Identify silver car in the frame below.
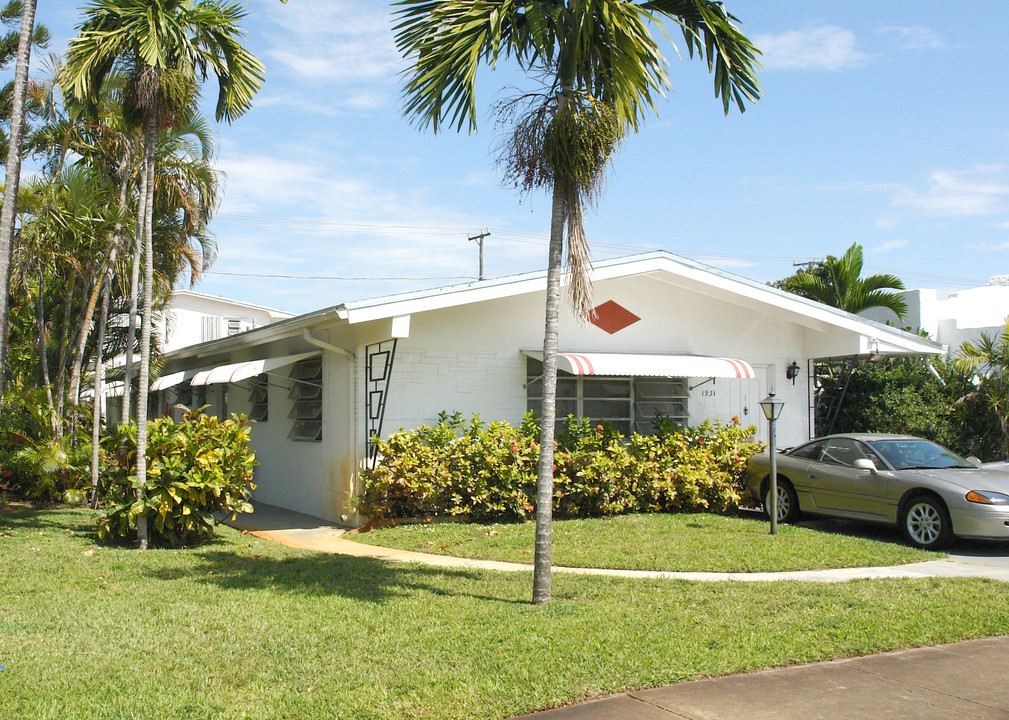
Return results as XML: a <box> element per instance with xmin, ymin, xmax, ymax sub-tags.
<box><xmin>744</xmin><ymin>433</ymin><xmax>1009</xmax><ymax>549</ymax></box>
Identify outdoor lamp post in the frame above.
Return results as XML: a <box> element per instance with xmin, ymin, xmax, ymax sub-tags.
<box><xmin>759</xmin><ymin>393</ymin><xmax>785</xmax><ymax>535</ymax></box>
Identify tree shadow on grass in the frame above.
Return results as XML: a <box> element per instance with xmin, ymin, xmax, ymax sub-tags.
<box><xmin>0</xmin><ymin>504</ymin><xmax>93</xmax><ymax>535</ymax></box>
<box><xmin>146</xmin><ymin>549</ymin><xmax>531</xmax><ymax>607</ymax></box>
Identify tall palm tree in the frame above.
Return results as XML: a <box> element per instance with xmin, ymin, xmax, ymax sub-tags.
<box><xmin>0</xmin><ymin>0</ymin><xmax>44</xmax><ymax>405</ymax></box>
<box><xmin>783</xmin><ymin>242</ymin><xmax>908</xmax><ymax>319</ymax></box>
<box><xmin>62</xmin><ymin>0</ymin><xmax>263</xmax><ymax>548</ymax></box>
<box><xmin>394</xmin><ymin>0</ymin><xmax>760</xmax><ymax>603</ymax></box>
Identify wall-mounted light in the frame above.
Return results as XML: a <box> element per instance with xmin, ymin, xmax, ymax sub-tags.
<box><xmin>785</xmin><ymin>361</ymin><xmax>801</xmax><ymax>385</ymax></box>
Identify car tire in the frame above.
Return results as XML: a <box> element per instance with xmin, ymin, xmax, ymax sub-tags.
<box><xmin>763</xmin><ymin>478</ymin><xmax>800</xmax><ymax>524</ymax></box>
<box><xmin>900</xmin><ymin>494</ymin><xmax>953</xmax><ymax>550</ymax></box>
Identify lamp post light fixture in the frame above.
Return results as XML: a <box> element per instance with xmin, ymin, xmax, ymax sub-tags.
<box><xmin>759</xmin><ymin>393</ymin><xmax>785</xmax><ymax>535</ymax></box>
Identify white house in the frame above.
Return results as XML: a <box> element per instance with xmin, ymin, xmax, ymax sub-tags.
<box><xmin>159</xmin><ymin>289</ymin><xmax>294</xmax><ymax>352</ymax></box>
<box><xmin>98</xmin><ymin>290</ymin><xmax>293</xmax><ymax>423</ymax></box>
<box><xmin>154</xmin><ymin>252</ymin><xmax>942</xmax><ymax>525</ymax></box>
<box><xmin>861</xmin><ymin>275</ymin><xmax>1009</xmax><ymax>353</ymax></box>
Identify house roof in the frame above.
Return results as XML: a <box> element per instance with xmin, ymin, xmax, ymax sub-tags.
<box><xmin>165</xmin><ymin>251</ymin><xmax>943</xmax><ymax>361</ymax></box>
<box><xmin>171</xmin><ymin>289</ymin><xmax>295</xmax><ymax>318</ymax></box>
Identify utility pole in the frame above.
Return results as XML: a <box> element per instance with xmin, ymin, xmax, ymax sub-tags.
<box><xmin>469</xmin><ymin>231</ymin><xmax>490</xmax><ymax>280</ymax></box>
<box><xmin>792</xmin><ymin>259</ymin><xmax>820</xmax><ymax>270</ymax></box>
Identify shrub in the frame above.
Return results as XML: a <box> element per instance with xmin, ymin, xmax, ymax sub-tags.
<box><xmin>98</xmin><ymin>409</ymin><xmax>257</xmax><ymax>547</ymax></box>
<box><xmin>359</xmin><ymin>413</ymin><xmax>763</xmax><ymax>521</ymax></box>
<box><xmin>0</xmin><ymin>389</ymin><xmax>91</xmax><ymax>504</ymax></box>
<box><xmin>360</xmin><ymin>412</ymin><xmax>537</xmax><ymax>521</ymax></box>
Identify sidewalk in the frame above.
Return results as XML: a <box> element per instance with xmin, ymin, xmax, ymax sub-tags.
<box><xmin>511</xmin><ymin>636</ymin><xmax>1009</xmax><ymax>719</ymax></box>
<box><xmin>228</xmin><ymin>503</ymin><xmax>1009</xmax><ymax>583</ymax></box>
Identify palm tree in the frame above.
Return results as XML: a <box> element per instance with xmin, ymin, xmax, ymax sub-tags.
<box><xmin>781</xmin><ymin>242</ymin><xmax>908</xmax><ymax>319</ymax></box>
<box><xmin>0</xmin><ymin>0</ymin><xmax>46</xmax><ymax>405</ymax></box>
<box><xmin>394</xmin><ymin>0</ymin><xmax>761</xmax><ymax>603</ymax></box>
<box><xmin>958</xmin><ymin>325</ymin><xmax>1009</xmax><ymax>458</ymax></box>
<box><xmin>62</xmin><ymin>0</ymin><xmax>263</xmax><ymax>548</ymax></box>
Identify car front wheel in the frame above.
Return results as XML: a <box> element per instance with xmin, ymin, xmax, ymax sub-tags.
<box><xmin>901</xmin><ymin>495</ymin><xmax>953</xmax><ymax>550</ymax></box>
<box><xmin>763</xmin><ymin>478</ymin><xmax>800</xmax><ymax>524</ymax></box>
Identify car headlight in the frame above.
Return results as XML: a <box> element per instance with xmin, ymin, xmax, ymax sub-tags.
<box><xmin>965</xmin><ymin>490</ymin><xmax>1009</xmax><ymax>505</ymax></box>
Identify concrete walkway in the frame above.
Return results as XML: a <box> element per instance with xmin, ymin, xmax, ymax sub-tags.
<box><xmin>228</xmin><ymin>503</ymin><xmax>1009</xmax><ymax>583</ymax></box>
<box><xmin>511</xmin><ymin>636</ymin><xmax>1009</xmax><ymax>719</ymax></box>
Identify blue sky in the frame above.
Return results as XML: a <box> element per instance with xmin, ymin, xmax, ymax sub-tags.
<box><xmin>36</xmin><ymin>0</ymin><xmax>1009</xmax><ymax>314</ymax></box>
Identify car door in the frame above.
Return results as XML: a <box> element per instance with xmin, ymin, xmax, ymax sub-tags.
<box><xmin>806</xmin><ymin>438</ymin><xmax>890</xmax><ymax>518</ymax></box>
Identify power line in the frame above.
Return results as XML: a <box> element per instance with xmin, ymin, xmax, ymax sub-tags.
<box><xmin>207</xmin><ymin>212</ymin><xmax>986</xmax><ymax>288</ymax></box>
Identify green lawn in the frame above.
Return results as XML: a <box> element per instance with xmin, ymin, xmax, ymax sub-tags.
<box><xmin>3</xmin><ymin>506</ymin><xmax>1007</xmax><ymax>720</ymax></box>
<box><xmin>351</xmin><ymin>512</ymin><xmax>936</xmax><ymax>572</ymax></box>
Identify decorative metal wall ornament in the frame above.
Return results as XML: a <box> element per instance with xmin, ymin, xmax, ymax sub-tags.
<box><xmin>365</xmin><ymin>339</ymin><xmax>398</xmax><ymax>464</ymax></box>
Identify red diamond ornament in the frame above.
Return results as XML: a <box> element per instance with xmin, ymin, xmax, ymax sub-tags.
<box><xmin>590</xmin><ymin>300</ymin><xmax>640</xmax><ymax>335</ymax></box>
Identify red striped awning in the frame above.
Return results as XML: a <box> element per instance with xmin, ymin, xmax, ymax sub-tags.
<box><xmin>523</xmin><ymin>351</ymin><xmax>755</xmax><ymax>378</ymax></box>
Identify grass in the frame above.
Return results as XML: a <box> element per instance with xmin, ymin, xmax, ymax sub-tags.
<box><xmin>351</xmin><ymin>512</ymin><xmax>937</xmax><ymax>572</ymax></box>
<box><xmin>3</xmin><ymin>506</ymin><xmax>1007</xmax><ymax>720</ymax></box>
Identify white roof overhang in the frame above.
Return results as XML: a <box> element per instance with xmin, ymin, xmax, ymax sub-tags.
<box><xmin>523</xmin><ymin>351</ymin><xmax>756</xmax><ymax>378</ymax></box>
<box><xmin>189</xmin><ymin>351</ymin><xmax>320</xmax><ymax>386</ymax></box>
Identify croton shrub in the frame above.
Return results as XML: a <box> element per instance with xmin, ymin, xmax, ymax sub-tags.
<box><xmin>359</xmin><ymin>412</ymin><xmax>763</xmax><ymax>520</ymax></box>
<box><xmin>98</xmin><ymin>409</ymin><xmax>257</xmax><ymax>547</ymax></box>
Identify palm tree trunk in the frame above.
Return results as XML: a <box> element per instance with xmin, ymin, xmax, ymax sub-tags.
<box><xmin>68</xmin><ymin>267</ymin><xmax>105</xmax><ymax>406</ymax></box>
<box><xmin>135</xmin><ymin>108</ymin><xmax>157</xmax><ymax>549</ymax></box>
<box><xmin>0</xmin><ymin>0</ymin><xmax>37</xmax><ymax>407</ymax></box>
<box><xmin>90</xmin><ymin>271</ymin><xmax>111</xmax><ymax>508</ymax></box>
<box><xmin>533</xmin><ymin>173</ymin><xmax>567</xmax><ymax>606</ymax></box>
<box><xmin>35</xmin><ymin>267</ymin><xmax>54</xmax><ymax>414</ymax></box>
<box><xmin>69</xmin><ymin>176</ymin><xmax>130</xmax><ymax>406</ymax></box>
<box><xmin>53</xmin><ymin>268</ymin><xmax>78</xmax><ymax>432</ymax></box>
<box><xmin>122</xmin><ymin>172</ymin><xmax>147</xmax><ymax>422</ymax></box>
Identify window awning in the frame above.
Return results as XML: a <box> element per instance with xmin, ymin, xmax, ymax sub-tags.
<box><xmin>190</xmin><ymin>351</ymin><xmax>321</xmax><ymax>386</ymax></box>
<box><xmin>150</xmin><ymin>370</ymin><xmax>202</xmax><ymax>392</ymax></box>
<box><xmin>523</xmin><ymin>351</ymin><xmax>755</xmax><ymax>379</ymax></box>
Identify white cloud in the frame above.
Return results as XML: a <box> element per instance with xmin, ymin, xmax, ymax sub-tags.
<box><xmin>891</xmin><ymin>166</ymin><xmax>1009</xmax><ymax>217</ymax></box>
<box><xmin>260</xmin><ymin>0</ymin><xmax>401</xmax><ymax>84</ymax></box>
<box><xmin>876</xmin><ymin>25</ymin><xmax>947</xmax><ymax>51</ymax></box>
<box><xmin>870</xmin><ymin>239</ymin><xmax>909</xmax><ymax>253</ymax></box>
<box><xmin>753</xmin><ymin>25</ymin><xmax>869</xmax><ymax>71</ymax></box>
<box><xmin>967</xmin><ymin>241</ymin><xmax>1009</xmax><ymax>251</ymax></box>
<box><xmin>458</xmin><ymin>171</ymin><xmax>495</xmax><ymax>188</ymax></box>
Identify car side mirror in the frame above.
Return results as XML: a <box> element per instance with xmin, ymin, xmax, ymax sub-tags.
<box><xmin>966</xmin><ymin>455</ymin><xmax>982</xmax><ymax>469</ymax></box>
<box><xmin>853</xmin><ymin>458</ymin><xmax>877</xmax><ymax>474</ymax></box>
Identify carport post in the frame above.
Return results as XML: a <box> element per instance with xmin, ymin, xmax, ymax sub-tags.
<box><xmin>760</xmin><ymin>394</ymin><xmax>785</xmax><ymax>536</ymax></box>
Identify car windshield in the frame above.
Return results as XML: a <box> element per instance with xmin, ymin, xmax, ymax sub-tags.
<box><xmin>866</xmin><ymin>439</ymin><xmax>973</xmax><ymax>470</ymax></box>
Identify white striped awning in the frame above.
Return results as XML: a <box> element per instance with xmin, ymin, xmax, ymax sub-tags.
<box><xmin>523</xmin><ymin>351</ymin><xmax>755</xmax><ymax>379</ymax></box>
<box><xmin>190</xmin><ymin>351</ymin><xmax>320</xmax><ymax>386</ymax></box>
<box><xmin>150</xmin><ymin>369</ymin><xmax>202</xmax><ymax>392</ymax></box>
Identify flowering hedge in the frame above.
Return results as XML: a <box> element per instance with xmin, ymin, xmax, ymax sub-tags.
<box><xmin>358</xmin><ymin>412</ymin><xmax>763</xmax><ymax>520</ymax></box>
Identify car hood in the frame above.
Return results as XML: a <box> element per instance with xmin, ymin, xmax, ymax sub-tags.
<box><xmin>902</xmin><ymin>466</ymin><xmax>1009</xmax><ymax>493</ymax></box>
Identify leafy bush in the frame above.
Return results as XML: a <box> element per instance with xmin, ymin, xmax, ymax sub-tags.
<box><xmin>360</xmin><ymin>412</ymin><xmax>537</xmax><ymax>521</ymax></box>
<box><xmin>359</xmin><ymin>413</ymin><xmax>763</xmax><ymax>521</ymax></box>
<box><xmin>0</xmin><ymin>388</ymin><xmax>91</xmax><ymax>504</ymax></box>
<box><xmin>98</xmin><ymin>409</ymin><xmax>257</xmax><ymax>547</ymax></box>
<box><xmin>820</xmin><ymin>357</ymin><xmax>1003</xmax><ymax>460</ymax></box>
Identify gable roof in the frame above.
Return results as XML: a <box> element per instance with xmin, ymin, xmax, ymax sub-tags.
<box><xmin>167</xmin><ymin>251</ymin><xmax>942</xmax><ymax>360</ymax></box>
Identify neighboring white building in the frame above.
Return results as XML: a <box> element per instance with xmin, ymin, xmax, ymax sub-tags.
<box><xmin>159</xmin><ymin>290</ymin><xmax>294</xmax><ymax>352</ymax></box>
<box><xmin>98</xmin><ymin>291</ymin><xmax>293</xmax><ymax>423</ymax></box>
<box><xmin>861</xmin><ymin>276</ymin><xmax>1009</xmax><ymax>353</ymax></box>
<box><xmin>154</xmin><ymin>252</ymin><xmax>942</xmax><ymax>525</ymax></box>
